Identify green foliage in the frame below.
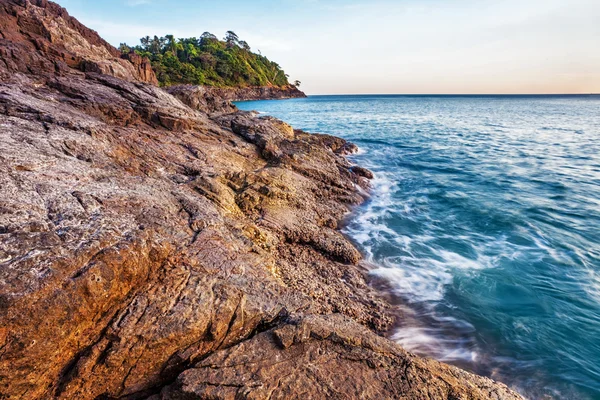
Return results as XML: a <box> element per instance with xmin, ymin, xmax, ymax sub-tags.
<box><xmin>123</xmin><ymin>32</ymin><xmax>292</xmax><ymax>88</ymax></box>
<box><xmin>118</xmin><ymin>43</ymin><xmax>131</xmax><ymax>54</ymax></box>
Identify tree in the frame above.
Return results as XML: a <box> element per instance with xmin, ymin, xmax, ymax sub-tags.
<box><xmin>183</xmin><ymin>43</ymin><xmax>198</xmax><ymax>62</ymax></box>
<box><xmin>293</xmin><ymin>80</ymin><xmax>301</xmax><ymax>88</ymax></box>
<box><xmin>200</xmin><ymin>32</ymin><xmax>219</xmax><ymax>49</ymax></box>
<box><xmin>123</xmin><ymin>32</ymin><xmax>292</xmax><ymax>88</ymax></box>
<box><xmin>224</xmin><ymin>31</ymin><xmax>239</xmax><ymax>48</ymax></box>
<box><xmin>239</xmin><ymin>40</ymin><xmax>251</xmax><ymax>51</ymax></box>
<box><xmin>164</xmin><ymin>34</ymin><xmax>177</xmax><ymax>56</ymax></box>
<box><xmin>140</xmin><ymin>36</ymin><xmax>151</xmax><ymax>51</ymax></box>
<box><xmin>118</xmin><ymin>43</ymin><xmax>131</xmax><ymax>54</ymax></box>
<box><xmin>201</xmin><ymin>32</ymin><xmax>217</xmax><ymax>41</ymax></box>
<box><xmin>149</xmin><ymin>35</ymin><xmax>163</xmax><ymax>54</ymax></box>
<box><xmin>199</xmin><ymin>53</ymin><xmax>217</xmax><ymax>69</ymax></box>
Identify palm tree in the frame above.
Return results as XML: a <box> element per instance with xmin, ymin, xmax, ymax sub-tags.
<box><xmin>164</xmin><ymin>34</ymin><xmax>177</xmax><ymax>56</ymax></box>
<box><xmin>140</xmin><ymin>36</ymin><xmax>151</xmax><ymax>51</ymax></box>
<box><xmin>149</xmin><ymin>35</ymin><xmax>162</xmax><ymax>54</ymax></box>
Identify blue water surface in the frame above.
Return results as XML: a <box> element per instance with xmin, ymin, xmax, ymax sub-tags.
<box><xmin>236</xmin><ymin>95</ymin><xmax>600</xmax><ymax>399</ymax></box>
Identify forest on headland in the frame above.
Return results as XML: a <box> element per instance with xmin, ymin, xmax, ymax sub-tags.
<box><xmin>120</xmin><ymin>32</ymin><xmax>300</xmax><ymax>88</ymax></box>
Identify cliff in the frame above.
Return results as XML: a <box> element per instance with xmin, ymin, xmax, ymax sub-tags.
<box><xmin>0</xmin><ymin>0</ymin><xmax>157</xmax><ymax>84</ymax></box>
<box><xmin>0</xmin><ymin>1</ymin><xmax>523</xmax><ymax>399</ymax></box>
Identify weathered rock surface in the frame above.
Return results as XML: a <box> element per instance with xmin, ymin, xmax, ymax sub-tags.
<box><xmin>0</xmin><ymin>1</ymin><xmax>523</xmax><ymax>399</ymax></box>
<box><xmin>157</xmin><ymin>315</ymin><xmax>522</xmax><ymax>400</ymax></box>
<box><xmin>194</xmin><ymin>84</ymin><xmax>307</xmax><ymax>102</ymax></box>
<box><xmin>166</xmin><ymin>85</ymin><xmax>238</xmax><ymax>115</ymax></box>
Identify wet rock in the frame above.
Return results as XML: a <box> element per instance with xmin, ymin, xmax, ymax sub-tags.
<box><xmin>351</xmin><ymin>165</ymin><xmax>374</xmax><ymax>179</ymax></box>
<box><xmin>336</xmin><ymin>141</ymin><xmax>360</xmax><ymax>155</ymax></box>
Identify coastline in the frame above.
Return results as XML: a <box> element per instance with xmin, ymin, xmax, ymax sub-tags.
<box><xmin>0</xmin><ymin>1</ymin><xmax>524</xmax><ymax>398</ymax></box>
<box><xmin>237</xmin><ymin>98</ymin><xmax>533</xmax><ymax>398</ymax></box>
<box><xmin>238</xmin><ymin>93</ymin><xmax>600</xmax><ymax>399</ymax></box>
<box><xmin>201</xmin><ymin>84</ymin><xmax>307</xmax><ymax>101</ymax></box>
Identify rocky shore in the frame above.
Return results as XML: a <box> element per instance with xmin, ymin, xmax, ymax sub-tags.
<box><xmin>164</xmin><ymin>85</ymin><xmax>306</xmax><ymax>116</ymax></box>
<box><xmin>195</xmin><ymin>84</ymin><xmax>307</xmax><ymax>102</ymax></box>
<box><xmin>0</xmin><ymin>1</ymin><xmax>523</xmax><ymax>399</ymax></box>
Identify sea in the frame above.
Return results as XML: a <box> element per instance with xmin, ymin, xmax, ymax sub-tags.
<box><xmin>236</xmin><ymin>95</ymin><xmax>600</xmax><ymax>400</ymax></box>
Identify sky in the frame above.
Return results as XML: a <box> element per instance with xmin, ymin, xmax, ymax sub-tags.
<box><xmin>55</xmin><ymin>0</ymin><xmax>600</xmax><ymax>95</ymax></box>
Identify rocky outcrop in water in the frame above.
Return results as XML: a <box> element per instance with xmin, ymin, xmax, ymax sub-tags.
<box><xmin>167</xmin><ymin>84</ymin><xmax>306</xmax><ymax>115</ymax></box>
<box><xmin>185</xmin><ymin>84</ymin><xmax>307</xmax><ymax>102</ymax></box>
<box><xmin>0</xmin><ymin>1</ymin><xmax>523</xmax><ymax>399</ymax></box>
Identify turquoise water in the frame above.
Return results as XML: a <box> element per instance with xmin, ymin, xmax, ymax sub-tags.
<box><xmin>236</xmin><ymin>95</ymin><xmax>600</xmax><ymax>399</ymax></box>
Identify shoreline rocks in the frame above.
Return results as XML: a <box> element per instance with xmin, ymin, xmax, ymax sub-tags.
<box><xmin>0</xmin><ymin>1</ymin><xmax>523</xmax><ymax>399</ymax></box>
<box><xmin>167</xmin><ymin>84</ymin><xmax>306</xmax><ymax>115</ymax></box>
<box><xmin>188</xmin><ymin>84</ymin><xmax>307</xmax><ymax>102</ymax></box>
<box><xmin>156</xmin><ymin>314</ymin><xmax>523</xmax><ymax>400</ymax></box>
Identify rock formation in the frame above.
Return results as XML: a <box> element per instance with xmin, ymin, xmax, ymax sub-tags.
<box><xmin>166</xmin><ymin>85</ymin><xmax>306</xmax><ymax>116</ymax></box>
<box><xmin>194</xmin><ymin>84</ymin><xmax>307</xmax><ymax>102</ymax></box>
<box><xmin>0</xmin><ymin>1</ymin><xmax>523</xmax><ymax>399</ymax></box>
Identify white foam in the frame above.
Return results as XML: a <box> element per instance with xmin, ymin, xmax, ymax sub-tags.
<box><xmin>354</xmin><ymin>146</ymin><xmax>366</xmax><ymax>155</ymax></box>
<box><xmin>392</xmin><ymin>326</ymin><xmax>479</xmax><ymax>363</ymax></box>
<box><xmin>344</xmin><ymin>171</ymin><xmax>399</xmax><ymax>253</ymax></box>
<box><xmin>341</xmin><ymin>165</ymin><xmax>511</xmax><ymax>365</ymax></box>
<box><xmin>436</xmin><ymin>249</ymin><xmax>489</xmax><ymax>270</ymax></box>
<box><xmin>370</xmin><ymin>265</ymin><xmax>451</xmax><ymax>302</ymax></box>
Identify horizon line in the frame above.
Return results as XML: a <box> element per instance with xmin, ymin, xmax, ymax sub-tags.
<box><xmin>303</xmin><ymin>93</ymin><xmax>600</xmax><ymax>96</ymax></box>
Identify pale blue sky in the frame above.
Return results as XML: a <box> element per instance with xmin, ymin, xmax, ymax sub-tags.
<box><xmin>56</xmin><ymin>0</ymin><xmax>600</xmax><ymax>94</ymax></box>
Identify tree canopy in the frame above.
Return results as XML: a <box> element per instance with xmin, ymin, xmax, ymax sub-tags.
<box><xmin>121</xmin><ymin>32</ymin><xmax>293</xmax><ymax>88</ymax></box>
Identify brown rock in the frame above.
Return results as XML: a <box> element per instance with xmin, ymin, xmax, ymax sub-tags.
<box><xmin>351</xmin><ymin>165</ymin><xmax>375</xmax><ymax>179</ymax></box>
<box><xmin>166</xmin><ymin>84</ymin><xmax>306</xmax><ymax>116</ymax></box>
<box><xmin>167</xmin><ymin>84</ymin><xmax>238</xmax><ymax>115</ymax></box>
<box><xmin>122</xmin><ymin>50</ymin><xmax>159</xmax><ymax>86</ymax></box>
<box><xmin>158</xmin><ymin>315</ymin><xmax>521</xmax><ymax>400</ymax></box>
<box><xmin>0</xmin><ymin>0</ymin><xmax>157</xmax><ymax>84</ymax></box>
